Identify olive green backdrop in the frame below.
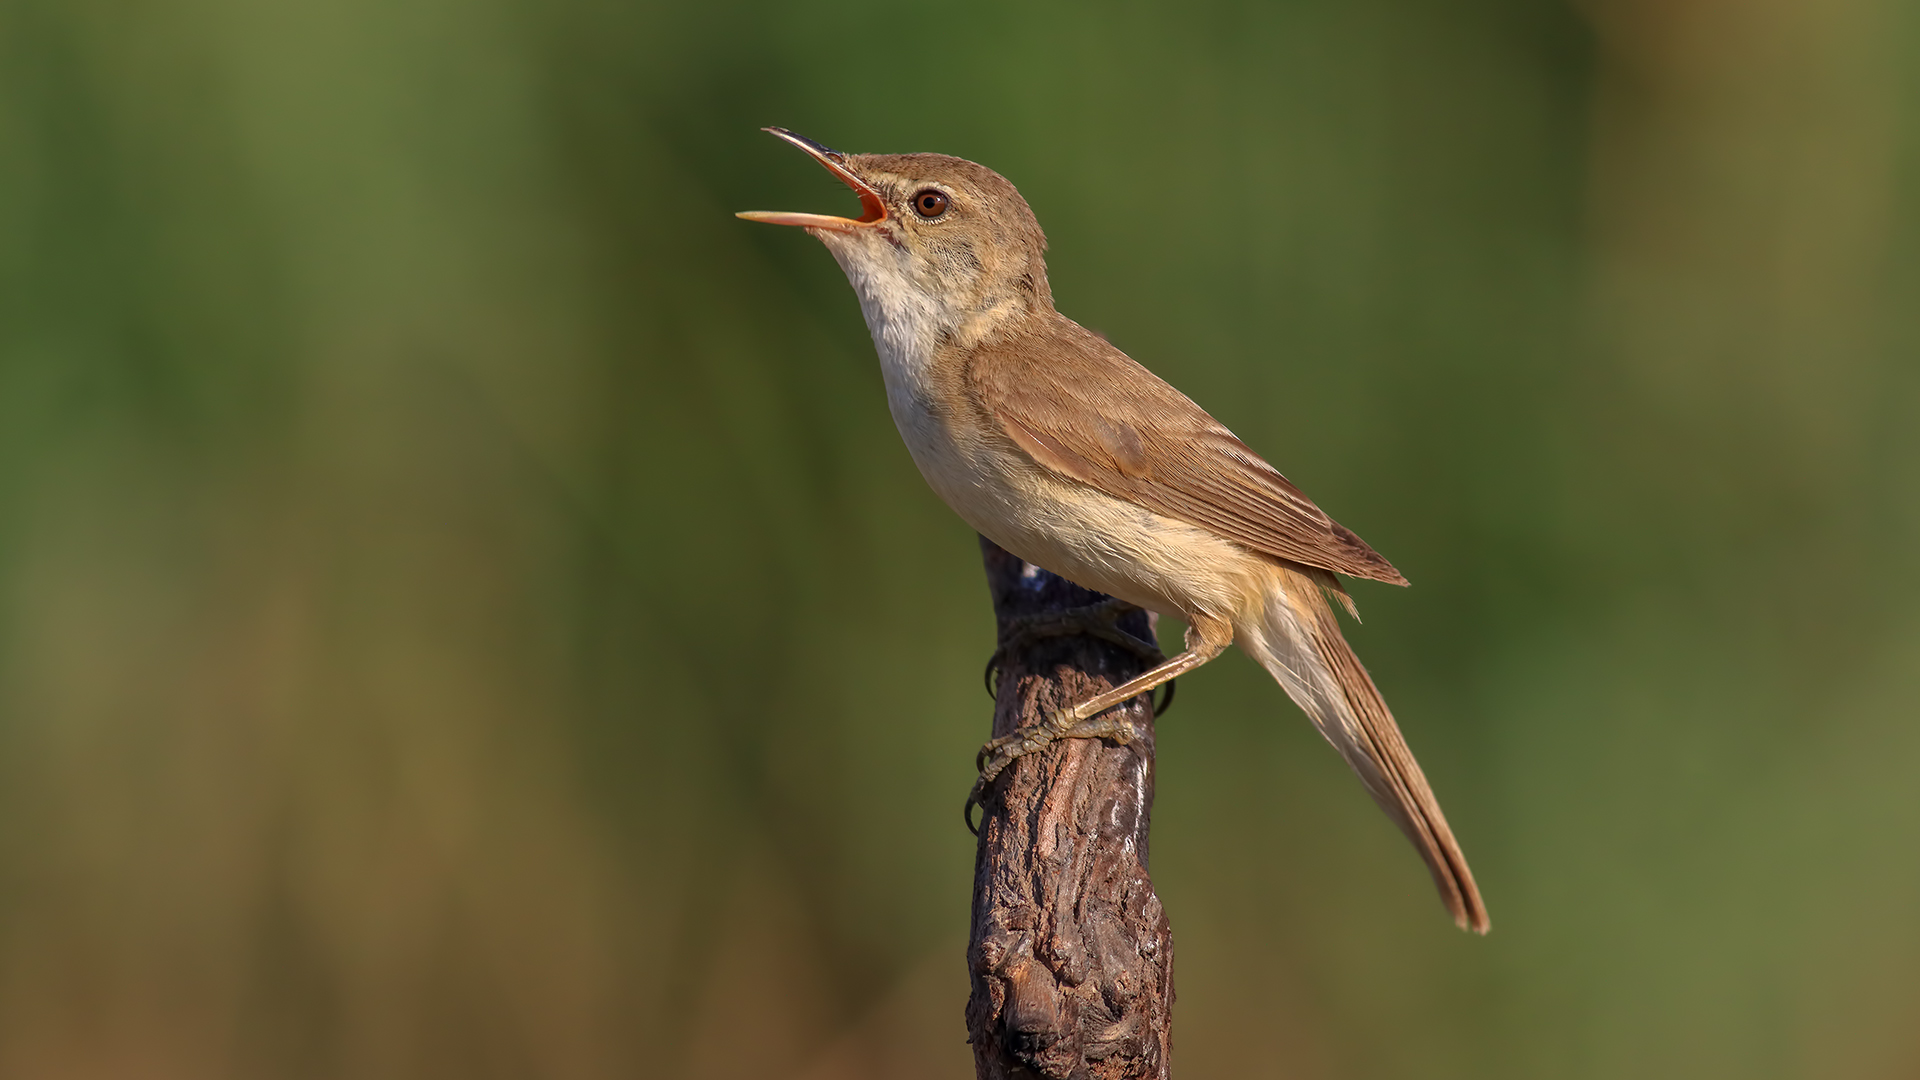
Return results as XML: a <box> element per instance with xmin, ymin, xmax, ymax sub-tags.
<box><xmin>3</xmin><ymin>0</ymin><xmax>1917</xmax><ymax>1076</ymax></box>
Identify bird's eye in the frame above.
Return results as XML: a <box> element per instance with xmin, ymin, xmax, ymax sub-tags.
<box><xmin>912</xmin><ymin>189</ymin><xmax>950</xmax><ymax>218</ymax></box>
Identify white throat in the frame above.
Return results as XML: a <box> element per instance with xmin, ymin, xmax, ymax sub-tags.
<box><xmin>823</xmin><ymin>236</ymin><xmax>948</xmax><ymax>421</ymax></box>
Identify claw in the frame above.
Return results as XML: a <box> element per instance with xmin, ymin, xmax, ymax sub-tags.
<box><xmin>969</xmin><ymin>599</ymin><xmax>1170</xmax><ymax>834</ymax></box>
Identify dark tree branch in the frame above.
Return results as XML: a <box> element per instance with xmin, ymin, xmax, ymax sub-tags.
<box><xmin>967</xmin><ymin>537</ymin><xmax>1174</xmax><ymax>1080</ymax></box>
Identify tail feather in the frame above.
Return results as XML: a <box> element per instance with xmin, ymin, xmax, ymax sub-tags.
<box><xmin>1241</xmin><ymin>565</ymin><xmax>1490</xmax><ymax>933</ymax></box>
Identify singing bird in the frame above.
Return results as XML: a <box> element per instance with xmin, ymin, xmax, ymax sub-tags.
<box><xmin>739</xmin><ymin>128</ymin><xmax>1487</xmax><ymax>933</ymax></box>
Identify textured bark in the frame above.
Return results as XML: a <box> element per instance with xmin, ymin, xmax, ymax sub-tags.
<box><xmin>968</xmin><ymin>538</ymin><xmax>1174</xmax><ymax>1080</ymax></box>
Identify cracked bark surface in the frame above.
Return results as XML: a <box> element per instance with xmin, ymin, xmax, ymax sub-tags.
<box><xmin>968</xmin><ymin>537</ymin><xmax>1174</xmax><ymax>1080</ymax></box>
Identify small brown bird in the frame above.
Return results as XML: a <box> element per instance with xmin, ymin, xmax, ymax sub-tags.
<box><xmin>740</xmin><ymin>128</ymin><xmax>1488</xmax><ymax>933</ymax></box>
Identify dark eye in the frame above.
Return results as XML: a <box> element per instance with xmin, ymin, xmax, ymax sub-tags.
<box><xmin>912</xmin><ymin>189</ymin><xmax>950</xmax><ymax>218</ymax></box>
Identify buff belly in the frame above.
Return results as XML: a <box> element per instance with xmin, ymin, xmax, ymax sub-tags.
<box><xmin>919</xmin><ymin>433</ymin><xmax>1275</xmax><ymax>629</ymax></box>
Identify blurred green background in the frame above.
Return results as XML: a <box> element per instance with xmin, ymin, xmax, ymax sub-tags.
<box><xmin>3</xmin><ymin>0</ymin><xmax>1917</xmax><ymax>1075</ymax></box>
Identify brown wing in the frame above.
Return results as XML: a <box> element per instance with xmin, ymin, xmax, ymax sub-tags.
<box><xmin>968</xmin><ymin>314</ymin><xmax>1408</xmax><ymax>585</ymax></box>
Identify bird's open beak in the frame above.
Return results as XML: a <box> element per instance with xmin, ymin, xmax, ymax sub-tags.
<box><xmin>736</xmin><ymin>128</ymin><xmax>887</xmax><ymax>232</ymax></box>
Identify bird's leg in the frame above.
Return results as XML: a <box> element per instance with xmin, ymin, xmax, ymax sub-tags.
<box><xmin>977</xmin><ymin>626</ymin><xmax>1224</xmax><ymax>778</ymax></box>
<box><xmin>969</xmin><ymin>616</ymin><xmax>1232</xmax><ymax>829</ymax></box>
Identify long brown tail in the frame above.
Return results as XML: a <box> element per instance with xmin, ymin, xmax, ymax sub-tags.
<box><xmin>1237</xmin><ymin>565</ymin><xmax>1490</xmax><ymax>933</ymax></box>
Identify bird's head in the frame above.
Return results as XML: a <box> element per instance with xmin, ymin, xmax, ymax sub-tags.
<box><xmin>738</xmin><ymin>128</ymin><xmax>1053</xmax><ymax>343</ymax></box>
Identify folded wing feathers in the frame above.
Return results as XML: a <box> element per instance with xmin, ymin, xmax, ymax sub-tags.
<box><xmin>971</xmin><ymin>319</ymin><xmax>1409</xmax><ymax>586</ymax></box>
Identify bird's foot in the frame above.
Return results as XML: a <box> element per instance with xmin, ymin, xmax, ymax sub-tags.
<box><xmin>964</xmin><ymin>706</ymin><xmax>1144</xmax><ymax>834</ymax></box>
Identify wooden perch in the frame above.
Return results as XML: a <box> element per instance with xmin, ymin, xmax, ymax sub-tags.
<box><xmin>967</xmin><ymin>537</ymin><xmax>1174</xmax><ymax>1080</ymax></box>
